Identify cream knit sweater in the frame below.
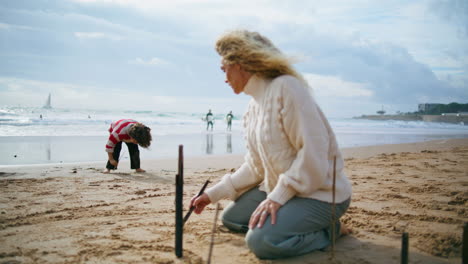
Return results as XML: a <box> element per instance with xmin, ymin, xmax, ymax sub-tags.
<box><xmin>206</xmin><ymin>75</ymin><xmax>352</xmax><ymax>205</ymax></box>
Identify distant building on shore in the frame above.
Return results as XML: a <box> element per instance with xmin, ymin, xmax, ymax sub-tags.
<box><xmin>418</xmin><ymin>103</ymin><xmax>442</xmax><ymax>113</ymax></box>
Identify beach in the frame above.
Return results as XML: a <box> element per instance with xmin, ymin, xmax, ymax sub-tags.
<box><xmin>0</xmin><ymin>138</ymin><xmax>467</xmax><ymax>263</ymax></box>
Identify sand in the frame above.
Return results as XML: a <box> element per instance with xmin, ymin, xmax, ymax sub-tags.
<box><xmin>0</xmin><ymin>138</ymin><xmax>467</xmax><ymax>264</ymax></box>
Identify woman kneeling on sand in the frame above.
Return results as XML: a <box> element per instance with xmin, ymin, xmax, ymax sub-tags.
<box><xmin>189</xmin><ymin>29</ymin><xmax>352</xmax><ymax>259</ymax></box>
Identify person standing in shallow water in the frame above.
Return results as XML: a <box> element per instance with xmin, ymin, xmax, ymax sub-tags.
<box><xmin>103</xmin><ymin>119</ymin><xmax>152</xmax><ymax>174</ymax></box>
<box><xmin>206</xmin><ymin>109</ymin><xmax>214</xmax><ymax>131</ymax></box>
<box><xmin>226</xmin><ymin>111</ymin><xmax>234</xmax><ymax>131</ymax></box>
<box><xmin>189</xmin><ymin>29</ymin><xmax>352</xmax><ymax>260</ymax></box>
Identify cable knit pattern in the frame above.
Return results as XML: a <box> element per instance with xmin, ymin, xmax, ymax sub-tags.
<box><xmin>205</xmin><ymin>75</ymin><xmax>352</xmax><ymax>205</ymax></box>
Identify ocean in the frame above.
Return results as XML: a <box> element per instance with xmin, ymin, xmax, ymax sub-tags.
<box><xmin>1</xmin><ymin>106</ymin><xmax>468</xmax><ymax>166</ymax></box>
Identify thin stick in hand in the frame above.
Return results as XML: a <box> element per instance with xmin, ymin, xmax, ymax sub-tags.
<box><xmin>183</xmin><ymin>179</ymin><xmax>210</xmax><ymax>225</ymax></box>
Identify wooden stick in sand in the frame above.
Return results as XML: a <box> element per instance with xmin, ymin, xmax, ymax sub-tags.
<box><xmin>463</xmin><ymin>222</ymin><xmax>467</xmax><ymax>264</ymax></box>
<box><xmin>401</xmin><ymin>232</ymin><xmax>409</xmax><ymax>264</ymax></box>
<box><xmin>175</xmin><ymin>145</ymin><xmax>184</xmax><ymax>258</ymax></box>
<box><xmin>207</xmin><ymin>203</ymin><xmax>221</xmax><ymax>264</ymax></box>
<box><xmin>330</xmin><ymin>156</ymin><xmax>337</xmax><ymax>260</ymax></box>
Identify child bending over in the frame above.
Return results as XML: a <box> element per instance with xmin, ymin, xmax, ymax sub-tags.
<box><xmin>104</xmin><ymin>119</ymin><xmax>152</xmax><ymax>173</ymax></box>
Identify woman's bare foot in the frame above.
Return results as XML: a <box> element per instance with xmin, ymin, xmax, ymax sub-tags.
<box><xmin>340</xmin><ymin>223</ymin><xmax>352</xmax><ymax>236</ymax></box>
<box><xmin>135</xmin><ymin>168</ymin><xmax>146</xmax><ymax>173</ymax></box>
<box><xmin>103</xmin><ymin>169</ymin><xmax>111</xmax><ymax>174</ymax></box>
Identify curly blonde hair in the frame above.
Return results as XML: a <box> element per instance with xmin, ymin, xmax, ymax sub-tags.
<box><xmin>215</xmin><ymin>29</ymin><xmax>303</xmax><ymax>81</ymax></box>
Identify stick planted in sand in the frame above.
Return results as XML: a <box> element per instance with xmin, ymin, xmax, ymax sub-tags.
<box><xmin>401</xmin><ymin>232</ymin><xmax>409</xmax><ymax>264</ymax></box>
<box><xmin>463</xmin><ymin>222</ymin><xmax>467</xmax><ymax>264</ymax></box>
<box><xmin>207</xmin><ymin>203</ymin><xmax>221</xmax><ymax>264</ymax></box>
<box><xmin>175</xmin><ymin>145</ymin><xmax>184</xmax><ymax>258</ymax></box>
<box><xmin>330</xmin><ymin>156</ymin><xmax>337</xmax><ymax>260</ymax></box>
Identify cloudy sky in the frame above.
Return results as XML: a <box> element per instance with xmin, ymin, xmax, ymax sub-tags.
<box><xmin>0</xmin><ymin>0</ymin><xmax>467</xmax><ymax>117</ymax></box>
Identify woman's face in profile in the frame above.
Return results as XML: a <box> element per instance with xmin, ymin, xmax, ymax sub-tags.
<box><xmin>221</xmin><ymin>60</ymin><xmax>246</xmax><ymax>95</ymax></box>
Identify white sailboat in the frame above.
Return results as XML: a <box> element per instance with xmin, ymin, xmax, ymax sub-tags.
<box><xmin>43</xmin><ymin>93</ymin><xmax>52</xmax><ymax>109</ymax></box>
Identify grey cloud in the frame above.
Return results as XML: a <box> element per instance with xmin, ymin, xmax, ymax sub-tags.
<box><xmin>283</xmin><ymin>29</ymin><xmax>467</xmax><ymax>105</ymax></box>
<box><xmin>1</xmin><ymin>0</ymin><xmax>466</xmax><ymax>112</ymax></box>
<box><xmin>430</xmin><ymin>0</ymin><xmax>468</xmax><ymax>38</ymax></box>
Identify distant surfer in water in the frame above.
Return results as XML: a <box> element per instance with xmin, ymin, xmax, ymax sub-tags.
<box><xmin>103</xmin><ymin>119</ymin><xmax>152</xmax><ymax>174</ymax></box>
<box><xmin>226</xmin><ymin>111</ymin><xmax>234</xmax><ymax>131</ymax></box>
<box><xmin>206</xmin><ymin>109</ymin><xmax>214</xmax><ymax>131</ymax></box>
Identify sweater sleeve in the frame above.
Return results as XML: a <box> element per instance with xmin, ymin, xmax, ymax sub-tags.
<box><xmin>267</xmin><ymin>77</ymin><xmax>330</xmax><ymax>205</ymax></box>
<box><xmin>205</xmin><ymin>152</ymin><xmax>263</xmax><ymax>203</ymax></box>
<box><xmin>105</xmin><ymin>132</ymin><xmax>120</xmax><ymax>153</ymax></box>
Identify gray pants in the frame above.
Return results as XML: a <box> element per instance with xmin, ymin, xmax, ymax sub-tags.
<box><xmin>221</xmin><ymin>187</ymin><xmax>350</xmax><ymax>259</ymax></box>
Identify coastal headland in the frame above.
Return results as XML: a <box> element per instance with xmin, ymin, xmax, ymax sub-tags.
<box><xmin>355</xmin><ymin>114</ymin><xmax>468</xmax><ymax>124</ymax></box>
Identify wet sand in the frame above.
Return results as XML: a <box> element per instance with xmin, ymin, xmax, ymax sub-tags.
<box><xmin>0</xmin><ymin>138</ymin><xmax>467</xmax><ymax>263</ymax></box>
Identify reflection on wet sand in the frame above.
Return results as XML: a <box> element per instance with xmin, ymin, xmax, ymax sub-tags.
<box><xmin>205</xmin><ymin>133</ymin><xmax>213</xmax><ymax>154</ymax></box>
<box><xmin>46</xmin><ymin>138</ymin><xmax>51</xmax><ymax>161</ymax></box>
<box><xmin>226</xmin><ymin>133</ymin><xmax>232</xmax><ymax>153</ymax></box>
<box><xmin>204</xmin><ymin>133</ymin><xmax>233</xmax><ymax>155</ymax></box>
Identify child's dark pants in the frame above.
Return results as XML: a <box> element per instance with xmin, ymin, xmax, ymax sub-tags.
<box><xmin>106</xmin><ymin>142</ymin><xmax>140</xmax><ymax>170</ymax></box>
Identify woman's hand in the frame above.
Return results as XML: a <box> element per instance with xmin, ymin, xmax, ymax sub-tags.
<box><xmin>249</xmin><ymin>199</ymin><xmax>282</xmax><ymax>229</ymax></box>
<box><xmin>189</xmin><ymin>193</ymin><xmax>211</xmax><ymax>214</ymax></box>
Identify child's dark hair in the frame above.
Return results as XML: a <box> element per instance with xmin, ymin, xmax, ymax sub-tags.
<box><xmin>129</xmin><ymin>123</ymin><xmax>152</xmax><ymax>148</ymax></box>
